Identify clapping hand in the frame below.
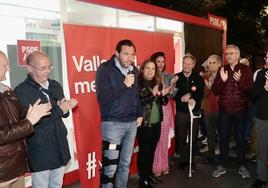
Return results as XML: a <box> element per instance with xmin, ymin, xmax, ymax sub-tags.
<box><xmin>204</xmin><ymin>78</ymin><xmax>213</xmax><ymax>89</ymax></box>
<box><xmin>233</xmin><ymin>70</ymin><xmax>241</xmax><ymax>82</ymax></box>
<box><xmin>220</xmin><ymin>67</ymin><xmax>228</xmax><ymax>82</ymax></box>
<box><xmin>170</xmin><ymin>76</ymin><xmax>179</xmax><ymax>86</ymax></box>
<box><xmin>58</xmin><ymin>98</ymin><xmax>78</xmax><ymax>114</ymax></box>
<box><xmin>152</xmin><ymin>85</ymin><xmax>159</xmax><ymax>96</ymax></box>
<box><xmin>161</xmin><ymin>86</ymin><xmax>171</xmax><ymax>96</ymax></box>
<box><xmin>26</xmin><ymin>99</ymin><xmax>52</xmax><ymax>125</ymax></box>
<box><xmin>168</xmin><ymin>76</ymin><xmax>179</xmax><ymax>94</ymax></box>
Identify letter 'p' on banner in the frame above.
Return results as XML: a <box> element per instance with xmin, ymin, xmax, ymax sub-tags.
<box><xmin>17</xmin><ymin>40</ymin><xmax>40</xmax><ymax>66</ymax></box>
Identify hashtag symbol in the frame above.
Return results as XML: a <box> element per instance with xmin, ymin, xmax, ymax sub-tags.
<box><xmin>87</xmin><ymin>152</ymin><xmax>97</xmax><ymax>179</ymax></box>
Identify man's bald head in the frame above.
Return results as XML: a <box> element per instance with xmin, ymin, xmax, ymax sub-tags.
<box><xmin>0</xmin><ymin>50</ymin><xmax>6</xmax><ymax>59</ymax></box>
<box><xmin>0</xmin><ymin>51</ymin><xmax>10</xmax><ymax>81</ymax></box>
<box><xmin>27</xmin><ymin>51</ymin><xmax>49</xmax><ymax>66</ymax></box>
<box><xmin>26</xmin><ymin>51</ymin><xmax>52</xmax><ymax>85</ymax></box>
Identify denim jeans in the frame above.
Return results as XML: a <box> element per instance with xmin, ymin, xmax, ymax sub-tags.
<box><xmin>101</xmin><ymin>121</ymin><xmax>137</xmax><ymax>188</ymax></box>
<box><xmin>218</xmin><ymin>111</ymin><xmax>246</xmax><ymax>166</ymax></box>
<box><xmin>31</xmin><ymin>166</ymin><xmax>65</xmax><ymax>188</ymax></box>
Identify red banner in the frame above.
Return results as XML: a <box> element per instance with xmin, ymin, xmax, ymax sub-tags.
<box><xmin>63</xmin><ymin>24</ymin><xmax>174</xmax><ymax>187</ymax></box>
<box><xmin>17</xmin><ymin>40</ymin><xmax>40</xmax><ymax>66</ymax></box>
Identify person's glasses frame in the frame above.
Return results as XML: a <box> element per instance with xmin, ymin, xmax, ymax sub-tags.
<box><xmin>225</xmin><ymin>52</ymin><xmax>238</xmax><ymax>56</ymax></box>
<box><xmin>29</xmin><ymin>64</ymin><xmax>54</xmax><ymax>72</ymax></box>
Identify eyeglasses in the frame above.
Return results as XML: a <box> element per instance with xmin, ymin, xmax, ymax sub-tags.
<box><xmin>29</xmin><ymin>64</ymin><xmax>54</xmax><ymax>71</ymax></box>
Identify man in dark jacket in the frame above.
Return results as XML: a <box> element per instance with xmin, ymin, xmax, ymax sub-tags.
<box><xmin>173</xmin><ymin>53</ymin><xmax>204</xmax><ymax>169</ymax></box>
<box><xmin>95</xmin><ymin>39</ymin><xmax>142</xmax><ymax>188</ymax></box>
<box><xmin>14</xmin><ymin>51</ymin><xmax>77</xmax><ymax>188</ymax></box>
<box><xmin>212</xmin><ymin>44</ymin><xmax>253</xmax><ymax>179</ymax></box>
<box><xmin>250</xmin><ymin>50</ymin><xmax>268</xmax><ymax>188</ymax></box>
<box><xmin>0</xmin><ymin>51</ymin><xmax>51</xmax><ymax>188</ymax></box>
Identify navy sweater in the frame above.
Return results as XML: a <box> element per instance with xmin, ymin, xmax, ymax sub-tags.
<box><xmin>95</xmin><ymin>57</ymin><xmax>142</xmax><ymax>122</ymax></box>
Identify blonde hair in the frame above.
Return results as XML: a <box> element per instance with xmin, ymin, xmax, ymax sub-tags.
<box><xmin>207</xmin><ymin>54</ymin><xmax>222</xmax><ymax>65</ymax></box>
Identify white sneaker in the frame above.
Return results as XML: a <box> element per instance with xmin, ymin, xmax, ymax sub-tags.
<box><xmin>200</xmin><ymin>146</ymin><xmax>208</xmax><ymax>153</ymax></box>
<box><xmin>201</xmin><ymin>137</ymin><xmax>208</xmax><ymax>145</ymax></box>
<box><xmin>215</xmin><ymin>148</ymin><xmax>220</xmax><ymax>155</ymax></box>
<box><xmin>212</xmin><ymin>165</ymin><xmax>227</xmax><ymax>178</ymax></box>
<box><xmin>238</xmin><ymin>165</ymin><xmax>250</xmax><ymax>179</ymax></box>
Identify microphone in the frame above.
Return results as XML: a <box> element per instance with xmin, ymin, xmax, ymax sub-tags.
<box><xmin>127</xmin><ymin>65</ymin><xmax>134</xmax><ymax>88</ymax></box>
<box><xmin>127</xmin><ymin>65</ymin><xmax>134</xmax><ymax>75</ymax></box>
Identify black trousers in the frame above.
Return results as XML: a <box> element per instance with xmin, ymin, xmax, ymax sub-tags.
<box><xmin>204</xmin><ymin>112</ymin><xmax>219</xmax><ymax>160</ymax></box>
<box><xmin>137</xmin><ymin>123</ymin><xmax>161</xmax><ymax>180</ymax></box>
<box><xmin>175</xmin><ymin>111</ymin><xmax>200</xmax><ymax>163</ymax></box>
<box><xmin>218</xmin><ymin>111</ymin><xmax>246</xmax><ymax>166</ymax></box>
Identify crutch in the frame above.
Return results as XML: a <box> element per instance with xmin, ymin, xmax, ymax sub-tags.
<box><xmin>188</xmin><ymin>100</ymin><xmax>201</xmax><ymax>177</ymax></box>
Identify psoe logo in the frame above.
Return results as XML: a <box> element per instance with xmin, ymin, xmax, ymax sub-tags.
<box><xmin>17</xmin><ymin>40</ymin><xmax>40</xmax><ymax>66</ymax></box>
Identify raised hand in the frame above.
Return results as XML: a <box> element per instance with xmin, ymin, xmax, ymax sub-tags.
<box><xmin>204</xmin><ymin>78</ymin><xmax>213</xmax><ymax>89</ymax></box>
<box><xmin>170</xmin><ymin>75</ymin><xmax>179</xmax><ymax>86</ymax></box>
<box><xmin>161</xmin><ymin>86</ymin><xmax>171</xmax><ymax>96</ymax></box>
<box><xmin>123</xmin><ymin>74</ymin><xmax>135</xmax><ymax>88</ymax></box>
<box><xmin>152</xmin><ymin>85</ymin><xmax>159</xmax><ymax>96</ymax></box>
<box><xmin>26</xmin><ymin>99</ymin><xmax>52</xmax><ymax>125</ymax></box>
<box><xmin>233</xmin><ymin>69</ymin><xmax>241</xmax><ymax>82</ymax></box>
<box><xmin>220</xmin><ymin>67</ymin><xmax>228</xmax><ymax>82</ymax></box>
<box><xmin>58</xmin><ymin>98</ymin><xmax>78</xmax><ymax>114</ymax></box>
<box><xmin>167</xmin><ymin>76</ymin><xmax>179</xmax><ymax>95</ymax></box>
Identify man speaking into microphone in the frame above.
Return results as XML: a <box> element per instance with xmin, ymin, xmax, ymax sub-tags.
<box><xmin>96</xmin><ymin>39</ymin><xmax>143</xmax><ymax>188</ymax></box>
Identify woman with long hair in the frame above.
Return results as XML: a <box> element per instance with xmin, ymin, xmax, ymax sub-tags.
<box><xmin>150</xmin><ymin>52</ymin><xmax>177</xmax><ymax>177</ymax></box>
